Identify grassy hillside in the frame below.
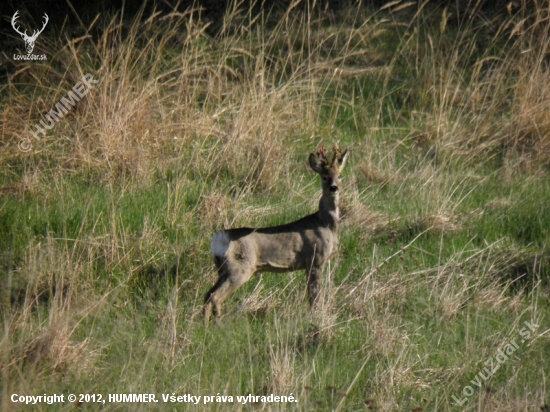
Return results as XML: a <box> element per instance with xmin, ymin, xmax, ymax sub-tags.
<box><xmin>1</xmin><ymin>2</ymin><xmax>549</xmax><ymax>411</ymax></box>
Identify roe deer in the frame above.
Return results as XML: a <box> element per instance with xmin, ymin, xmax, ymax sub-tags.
<box><xmin>204</xmin><ymin>146</ymin><xmax>349</xmax><ymax>322</ymax></box>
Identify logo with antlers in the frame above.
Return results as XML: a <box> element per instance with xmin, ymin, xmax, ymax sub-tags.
<box><xmin>11</xmin><ymin>11</ymin><xmax>49</xmax><ymax>55</ymax></box>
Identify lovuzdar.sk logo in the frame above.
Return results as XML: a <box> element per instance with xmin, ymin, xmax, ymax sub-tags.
<box><xmin>11</xmin><ymin>10</ymin><xmax>48</xmax><ymax>61</ymax></box>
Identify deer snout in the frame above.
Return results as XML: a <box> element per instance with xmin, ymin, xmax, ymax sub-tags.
<box><xmin>329</xmin><ymin>184</ymin><xmax>338</xmax><ymax>193</ymax></box>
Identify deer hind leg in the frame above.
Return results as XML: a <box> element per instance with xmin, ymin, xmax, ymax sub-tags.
<box><xmin>204</xmin><ymin>271</ymin><xmax>227</xmax><ymax>323</ymax></box>
<box><xmin>204</xmin><ymin>258</ymin><xmax>254</xmax><ymax>323</ymax></box>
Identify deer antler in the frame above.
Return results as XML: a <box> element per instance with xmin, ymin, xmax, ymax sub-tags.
<box><xmin>331</xmin><ymin>145</ymin><xmax>341</xmax><ymax>166</ymax></box>
<box><xmin>11</xmin><ymin>11</ymin><xmax>48</xmax><ymax>41</ymax></box>
<box><xmin>32</xmin><ymin>13</ymin><xmax>49</xmax><ymax>40</ymax></box>
<box><xmin>11</xmin><ymin>11</ymin><xmax>28</xmax><ymax>38</ymax></box>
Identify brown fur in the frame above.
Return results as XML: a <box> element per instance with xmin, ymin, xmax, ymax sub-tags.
<box><xmin>204</xmin><ymin>146</ymin><xmax>348</xmax><ymax>322</ymax></box>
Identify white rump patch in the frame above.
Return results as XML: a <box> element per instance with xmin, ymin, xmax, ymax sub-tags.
<box><xmin>211</xmin><ymin>231</ymin><xmax>230</xmax><ymax>257</ymax></box>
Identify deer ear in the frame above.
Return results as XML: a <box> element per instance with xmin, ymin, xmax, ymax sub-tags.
<box><xmin>337</xmin><ymin>149</ymin><xmax>349</xmax><ymax>171</ymax></box>
<box><xmin>309</xmin><ymin>151</ymin><xmax>326</xmax><ymax>174</ymax></box>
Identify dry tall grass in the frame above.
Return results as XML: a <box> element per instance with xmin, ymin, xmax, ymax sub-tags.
<box><xmin>3</xmin><ymin>3</ymin><xmax>379</xmax><ymax>190</ymax></box>
<box><xmin>4</xmin><ymin>3</ymin><xmax>550</xmax><ymax>183</ymax></box>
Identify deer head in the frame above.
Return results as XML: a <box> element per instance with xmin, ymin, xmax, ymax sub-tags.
<box><xmin>11</xmin><ymin>11</ymin><xmax>49</xmax><ymax>54</ymax></box>
<box><xmin>309</xmin><ymin>145</ymin><xmax>349</xmax><ymax>196</ymax></box>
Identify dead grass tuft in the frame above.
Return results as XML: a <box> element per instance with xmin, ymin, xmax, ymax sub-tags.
<box><xmin>341</xmin><ymin>197</ymin><xmax>389</xmax><ymax>234</ymax></box>
<box><xmin>310</xmin><ymin>284</ymin><xmax>340</xmax><ymax>344</ymax></box>
<box><xmin>2</xmin><ymin>238</ymin><xmax>100</xmax><ymax>379</ymax></box>
<box><xmin>200</xmin><ymin>192</ymin><xmax>231</xmax><ymax>231</ymax></box>
<box><xmin>419</xmin><ymin>213</ymin><xmax>457</xmax><ymax>233</ymax></box>
<box><xmin>268</xmin><ymin>344</ymin><xmax>295</xmax><ymax>394</ymax></box>
<box><xmin>238</xmin><ymin>282</ymin><xmax>280</xmax><ymax>319</ymax></box>
<box><xmin>356</xmin><ymin>162</ymin><xmax>393</xmax><ymax>187</ymax></box>
<box><xmin>21</xmin><ymin>319</ymin><xmax>96</xmax><ymax>376</ymax></box>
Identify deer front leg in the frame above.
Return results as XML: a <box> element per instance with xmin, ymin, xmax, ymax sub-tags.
<box><xmin>306</xmin><ymin>264</ymin><xmax>324</xmax><ymax>307</ymax></box>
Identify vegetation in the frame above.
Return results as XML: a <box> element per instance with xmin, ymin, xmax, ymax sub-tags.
<box><xmin>1</xmin><ymin>1</ymin><xmax>549</xmax><ymax>410</ymax></box>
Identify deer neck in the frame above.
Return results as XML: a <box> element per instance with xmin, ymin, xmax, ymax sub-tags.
<box><xmin>318</xmin><ymin>192</ymin><xmax>340</xmax><ymax>229</ymax></box>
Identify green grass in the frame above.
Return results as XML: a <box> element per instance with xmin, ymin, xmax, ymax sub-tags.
<box><xmin>2</xmin><ymin>2</ymin><xmax>550</xmax><ymax>411</ymax></box>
